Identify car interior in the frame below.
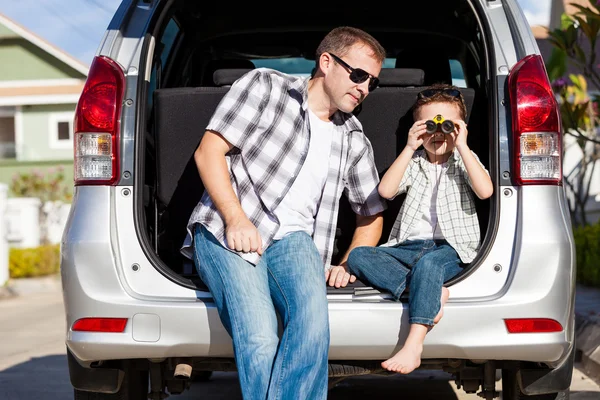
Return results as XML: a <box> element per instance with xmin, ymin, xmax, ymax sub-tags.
<box><xmin>139</xmin><ymin>2</ymin><xmax>493</xmax><ymax>291</ymax></box>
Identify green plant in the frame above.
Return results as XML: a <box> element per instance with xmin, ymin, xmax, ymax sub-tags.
<box><xmin>573</xmin><ymin>219</ymin><xmax>600</xmax><ymax>287</ymax></box>
<box><xmin>10</xmin><ymin>166</ymin><xmax>72</xmax><ymax>203</ymax></box>
<box><xmin>9</xmin><ymin>244</ymin><xmax>61</xmax><ymax>278</ymax></box>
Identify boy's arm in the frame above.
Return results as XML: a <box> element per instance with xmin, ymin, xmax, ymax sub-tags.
<box><xmin>379</xmin><ymin>119</ymin><xmax>427</xmax><ymax>199</ymax></box>
<box><xmin>378</xmin><ymin>146</ymin><xmax>415</xmax><ymax>199</ymax></box>
<box><xmin>454</xmin><ymin>120</ymin><xmax>494</xmax><ymax>200</ymax></box>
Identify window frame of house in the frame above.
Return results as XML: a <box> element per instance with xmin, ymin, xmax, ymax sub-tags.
<box><xmin>48</xmin><ymin>111</ymin><xmax>74</xmax><ymax>150</ymax></box>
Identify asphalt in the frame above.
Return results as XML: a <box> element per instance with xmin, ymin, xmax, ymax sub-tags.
<box><xmin>1</xmin><ymin>275</ymin><xmax>599</xmax><ymax>385</ymax></box>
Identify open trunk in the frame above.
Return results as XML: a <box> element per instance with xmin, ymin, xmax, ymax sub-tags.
<box><xmin>137</xmin><ymin>1</ymin><xmax>495</xmax><ymax>293</ymax></box>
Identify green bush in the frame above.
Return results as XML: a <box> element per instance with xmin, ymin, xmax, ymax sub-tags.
<box><xmin>573</xmin><ymin>221</ymin><xmax>600</xmax><ymax>287</ymax></box>
<box><xmin>9</xmin><ymin>244</ymin><xmax>60</xmax><ymax>278</ymax></box>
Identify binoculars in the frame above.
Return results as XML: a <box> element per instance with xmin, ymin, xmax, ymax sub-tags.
<box><xmin>425</xmin><ymin>114</ymin><xmax>455</xmax><ymax>134</ymax></box>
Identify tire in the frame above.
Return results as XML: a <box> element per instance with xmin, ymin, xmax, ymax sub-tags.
<box><xmin>192</xmin><ymin>371</ymin><xmax>213</xmax><ymax>382</ymax></box>
<box><xmin>501</xmin><ymin>369</ymin><xmax>569</xmax><ymax>400</ymax></box>
<box><xmin>74</xmin><ymin>366</ymin><xmax>148</xmax><ymax>400</ymax></box>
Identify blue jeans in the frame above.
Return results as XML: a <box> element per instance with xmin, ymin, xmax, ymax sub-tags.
<box><xmin>347</xmin><ymin>239</ymin><xmax>463</xmax><ymax>326</ymax></box>
<box><xmin>193</xmin><ymin>224</ymin><xmax>329</xmax><ymax>400</ymax></box>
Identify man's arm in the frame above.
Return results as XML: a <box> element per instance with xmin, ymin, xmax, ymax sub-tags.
<box><xmin>195</xmin><ymin>131</ymin><xmax>263</xmax><ymax>254</ymax></box>
<box><xmin>325</xmin><ymin>212</ymin><xmax>383</xmax><ymax>288</ymax></box>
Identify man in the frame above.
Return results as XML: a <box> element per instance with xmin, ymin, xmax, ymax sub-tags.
<box><xmin>181</xmin><ymin>26</ymin><xmax>386</xmax><ymax>400</ymax></box>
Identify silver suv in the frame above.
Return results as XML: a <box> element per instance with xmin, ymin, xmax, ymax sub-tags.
<box><xmin>62</xmin><ymin>1</ymin><xmax>576</xmax><ymax>399</ymax></box>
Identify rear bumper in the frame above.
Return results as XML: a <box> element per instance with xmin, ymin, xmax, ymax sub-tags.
<box><xmin>63</xmin><ymin>274</ymin><xmax>574</xmax><ymax>367</ymax></box>
<box><xmin>62</xmin><ymin>188</ymin><xmax>575</xmax><ymax>371</ymax></box>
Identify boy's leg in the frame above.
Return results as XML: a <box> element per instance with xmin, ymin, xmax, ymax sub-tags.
<box><xmin>347</xmin><ymin>241</ymin><xmax>426</xmax><ymax>300</ymax></box>
<box><xmin>408</xmin><ymin>243</ymin><xmax>462</xmax><ymax>327</ymax></box>
<box><xmin>263</xmin><ymin>231</ymin><xmax>330</xmax><ymax>400</ymax></box>
<box><xmin>193</xmin><ymin>225</ymin><xmax>279</xmax><ymax>400</ymax></box>
<box><xmin>382</xmin><ymin>243</ymin><xmax>462</xmax><ymax>374</ymax></box>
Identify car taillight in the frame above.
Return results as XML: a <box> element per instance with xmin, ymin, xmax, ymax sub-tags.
<box><xmin>507</xmin><ymin>54</ymin><xmax>562</xmax><ymax>185</ymax></box>
<box><xmin>72</xmin><ymin>317</ymin><xmax>128</xmax><ymax>333</ymax></box>
<box><xmin>504</xmin><ymin>318</ymin><xmax>563</xmax><ymax>333</ymax></box>
<box><xmin>74</xmin><ymin>56</ymin><xmax>125</xmax><ymax>185</ymax></box>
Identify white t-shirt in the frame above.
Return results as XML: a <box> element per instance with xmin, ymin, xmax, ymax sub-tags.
<box><xmin>273</xmin><ymin>109</ymin><xmax>333</xmax><ymax>239</ymax></box>
<box><xmin>406</xmin><ymin>162</ymin><xmax>447</xmax><ymax>241</ymax></box>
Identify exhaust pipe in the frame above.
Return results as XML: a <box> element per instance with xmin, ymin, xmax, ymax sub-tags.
<box><xmin>174</xmin><ymin>363</ymin><xmax>193</xmax><ymax>379</ymax></box>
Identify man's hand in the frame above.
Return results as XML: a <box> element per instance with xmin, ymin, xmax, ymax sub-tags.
<box><xmin>225</xmin><ymin>215</ymin><xmax>263</xmax><ymax>255</ymax></box>
<box><xmin>325</xmin><ymin>265</ymin><xmax>357</xmax><ymax>288</ymax></box>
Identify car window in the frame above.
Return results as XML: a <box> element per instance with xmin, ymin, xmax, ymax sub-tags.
<box><xmin>251</xmin><ymin>57</ymin><xmax>397</xmax><ymax>77</ymax></box>
<box><xmin>160</xmin><ymin>19</ymin><xmax>180</xmax><ymax>68</ymax></box>
<box><xmin>148</xmin><ymin>18</ymin><xmax>181</xmax><ymax>112</ymax></box>
<box><xmin>450</xmin><ymin>59</ymin><xmax>467</xmax><ymax>88</ymax></box>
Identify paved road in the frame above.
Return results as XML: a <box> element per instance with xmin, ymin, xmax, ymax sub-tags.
<box><xmin>1</xmin><ymin>291</ymin><xmax>599</xmax><ymax>400</ymax></box>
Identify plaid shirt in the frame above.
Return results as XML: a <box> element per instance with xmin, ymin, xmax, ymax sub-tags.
<box><xmin>381</xmin><ymin>148</ymin><xmax>488</xmax><ymax>263</ymax></box>
<box><xmin>181</xmin><ymin>68</ymin><xmax>386</xmax><ymax>268</ymax></box>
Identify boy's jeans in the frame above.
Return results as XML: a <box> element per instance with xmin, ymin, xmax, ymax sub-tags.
<box><xmin>193</xmin><ymin>224</ymin><xmax>329</xmax><ymax>400</ymax></box>
<box><xmin>347</xmin><ymin>239</ymin><xmax>463</xmax><ymax>326</ymax></box>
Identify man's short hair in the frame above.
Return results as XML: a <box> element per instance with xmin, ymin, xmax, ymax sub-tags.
<box><xmin>315</xmin><ymin>26</ymin><xmax>386</xmax><ymax>65</ymax></box>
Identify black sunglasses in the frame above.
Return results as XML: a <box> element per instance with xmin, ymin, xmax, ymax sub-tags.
<box><xmin>418</xmin><ymin>88</ymin><xmax>462</xmax><ymax>99</ymax></box>
<box><xmin>329</xmin><ymin>53</ymin><xmax>379</xmax><ymax>92</ymax></box>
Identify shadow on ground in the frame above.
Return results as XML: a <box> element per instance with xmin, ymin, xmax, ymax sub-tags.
<box><xmin>1</xmin><ymin>356</ymin><xmax>597</xmax><ymax>400</ymax></box>
<box><xmin>0</xmin><ymin>354</ymin><xmax>72</xmax><ymax>400</ymax></box>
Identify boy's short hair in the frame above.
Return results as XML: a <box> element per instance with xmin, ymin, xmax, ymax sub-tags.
<box><xmin>413</xmin><ymin>83</ymin><xmax>467</xmax><ymax>121</ymax></box>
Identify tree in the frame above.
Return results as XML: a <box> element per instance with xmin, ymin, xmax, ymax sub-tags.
<box><xmin>546</xmin><ymin>1</ymin><xmax>600</xmax><ymax>226</ymax></box>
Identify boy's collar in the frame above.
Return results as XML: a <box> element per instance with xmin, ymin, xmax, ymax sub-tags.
<box><xmin>415</xmin><ymin>148</ymin><xmax>458</xmax><ymax>164</ymax></box>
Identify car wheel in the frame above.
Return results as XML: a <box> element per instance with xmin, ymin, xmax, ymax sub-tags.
<box><xmin>192</xmin><ymin>371</ymin><xmax>213</xmax><ymax>382</ymax></box>
<box><xmin>501</xmin><ymin>369</ymin><xmax>569</xmax><ymax>399</ymax></box>
<box><xmin>74</xmin><ymin>366</ymin><xmax>149</xmax><ymax>400</ymax></box>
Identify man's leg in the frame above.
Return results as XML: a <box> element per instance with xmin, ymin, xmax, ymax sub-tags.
<box><xmin>382</xmin><ymin>243</ymin><xmax>462</xmax><ymax>373</ymax></box>
<box><xmin>193</xmin><ymin>225</ymin><xmax>279</xmax><ymax>400</ymax></box>
<box><xmin>262</xmin><ymin>232</ymin><xmax>330</xmax><ymax>400</ymax></box>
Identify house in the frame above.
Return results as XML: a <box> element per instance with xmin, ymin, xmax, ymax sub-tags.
<box><xmin>0</xmin><ymin>12</ymin><xmax>88</xmax><ymax>192</ymax></box>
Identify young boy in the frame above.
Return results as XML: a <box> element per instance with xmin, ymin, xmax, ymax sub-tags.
<box><xmin>347</xmin><ymin>83</ymin><xmax>494</xmax><ymax>374</ymax></box>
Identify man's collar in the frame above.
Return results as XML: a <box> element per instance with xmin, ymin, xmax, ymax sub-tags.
<box><xmin>290</xmin><ymin>76</ymin><xmax>361</xmax><ymax>131</ymax></box>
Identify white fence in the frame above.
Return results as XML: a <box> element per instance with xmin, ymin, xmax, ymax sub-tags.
<box><xmin>0</xmin><ymin>186</ymin><xmax>71</xmax><ymax>285</ymax></box>
<box><xmin>0</xmin><ymin>184</ymin><xmax>7</xmax><ymax>286</ymax></box>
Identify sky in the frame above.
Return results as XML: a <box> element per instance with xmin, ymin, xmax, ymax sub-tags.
<box><xmin>0</xmin><ymin>0</ymin><xmax>552</xmax><ymax>68</ymax></box>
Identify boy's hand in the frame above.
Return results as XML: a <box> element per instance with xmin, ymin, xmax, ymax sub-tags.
<box><xmin>453</xmin><ymin>120</ymin><xmax>468</xmax><ymax>150</ymax></box>
<box><xmin>407</xmin><ymin>120</ymin><xmax>427</xmax><ymax>151</ymax></box>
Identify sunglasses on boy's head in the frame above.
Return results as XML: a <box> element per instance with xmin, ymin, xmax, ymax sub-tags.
<box><xmin>418</xmin><ymin>88</ymin><xmax>462</xmax><ymax>99</ymax></box>
<box><xmin>329</xmin><ymin>53</ymin><xmax>379</xmax><ymax>92</ymax></box>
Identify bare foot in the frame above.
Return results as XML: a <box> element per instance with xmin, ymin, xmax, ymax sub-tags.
<box><xmin>381</xmin><ymin>344</ymin><xmax>423</xmax><ymax>374</ymax></box>
<box><xmin>433</xmin><ymin>287</ymin><xmax>450</xmax><ymax>325</ymax></box>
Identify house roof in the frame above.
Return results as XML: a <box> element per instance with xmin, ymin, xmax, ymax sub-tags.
<box><xmin>0</xmin><ymin>12</ymin><xmax>89</xmax><ymax>76</ymax></box>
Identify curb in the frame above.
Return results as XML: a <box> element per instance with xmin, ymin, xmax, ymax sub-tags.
<box><xmin>0</xmin><ymin>274</ymin><xmax>62</xmax><ymax>299</ymax></box>
<box><xmin>0</xmin><ymin>284</ymin><xmax>18</xmax><ymax>299</ymax></box>
<box><xmin>575</xmin><ymin>311</ymin><xmax>600</xmax><ymax>386</ymax></box>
